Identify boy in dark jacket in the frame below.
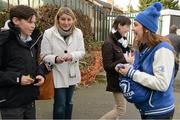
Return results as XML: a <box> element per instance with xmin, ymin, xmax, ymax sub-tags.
<box><xmin>0</xmin><ymin>5</ymin><xmax>47</xmax><ymax>119</ymax></box>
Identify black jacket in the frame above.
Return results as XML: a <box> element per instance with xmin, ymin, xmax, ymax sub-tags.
<box><xmin>102</xmin><ymin>33</ymin><xmax>129</xmax><ymax>92</ymax></box>
<box><xmin>0</xmin><ymin>22</ymin><xmax>45</xmax><ymax>108</ymax></box>
<box><xmin>167</xmin><ymin>33</ymin><xmax>180</xmax><ymax>77</ymax></box>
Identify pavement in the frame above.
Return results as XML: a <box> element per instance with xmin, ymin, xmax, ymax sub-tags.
<box><xmin>1</xmin><ymin>71</ymin><xmax>180</xmax><ymax>119</ymax></box>
<box><xmin>35</xmin><ymin>70</ymin><xmax>180</xmax><ymax>119</ymax></box>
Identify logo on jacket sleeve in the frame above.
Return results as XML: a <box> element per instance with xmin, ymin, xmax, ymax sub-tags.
<box><xmin>158</xmin><ymin>65</ymin><xmax>165</xmax><ymax>72</ymax></box>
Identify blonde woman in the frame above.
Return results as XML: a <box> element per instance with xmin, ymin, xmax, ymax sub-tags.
<box><xmin>40</xmin><ymin>7</ymin><xmax>85</xmax><ymax>119</ymax></box>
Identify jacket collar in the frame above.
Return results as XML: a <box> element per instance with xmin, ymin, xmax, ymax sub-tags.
<box><xmin>53</xmin><ymin>26</ymin><xmax>73</xmax><ymax>46</ymax></box>
<box><xmin>8</xmin><ymin>21</ymin><xmax>21</xmax><ymax>35</ymax></box>
<box><xmin>8</xmin><ymin>22</ymin><xmax>42</xmax><ymax>48</ymax></box>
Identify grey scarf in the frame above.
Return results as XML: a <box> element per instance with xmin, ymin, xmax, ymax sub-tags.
<box><xmin>58</xmin><ymin>27</ymin><xmax>73</xmax><ymax>37</ymax></box>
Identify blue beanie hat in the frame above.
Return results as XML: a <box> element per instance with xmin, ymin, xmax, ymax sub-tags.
<box><xmin>135</xmin><ymin>2</ymin><xmax>163</xmax><ymax>33</ymax></box>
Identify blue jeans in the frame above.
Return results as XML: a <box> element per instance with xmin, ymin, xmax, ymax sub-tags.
<box><xmin>53</xmin><ymin>85</ymin><xmax>75</xmax><ymax>119</ymax></box>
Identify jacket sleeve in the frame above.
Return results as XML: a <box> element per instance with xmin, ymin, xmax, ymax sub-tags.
<box><xmin>128</xmin><ymin>48</ymin><xmax>174</xmax><ymax>91</ymax></box>
<box><xmin>0</xmin><ymin>71</ymin><xmax>21</xmax><ymax>86</ymax></box>
<box><xmin>0</xmin><ymin>49</ymin><xmax>21</xmax><ymax>85</ymax></box>
<box><xmin>33</xmin><ymin>31</ymin><xmax>51</xmax><ymax>77</ymax></box>
<box><xmin>40</xmin><ymin>30</ymin><xmax>56</xmax><ymax>65</ymax></box>
<box><xmin>0</xmin><ymin>30</ymin><xmax>21</xmax><ymax>86</ymax></box>
<box><xmin>70</xmin><ymin>30</ymin><xmax>85</xmax><ymax>61</ymax></box>
<box><xmin>37</xmin><ymin>62</ymin><xmax>51</xmax><ymax>77</ymax></box>
<box><xmin>102</xmin><ymin>42</ymin><xmax>126</xmax><ymax>72</ymax></box>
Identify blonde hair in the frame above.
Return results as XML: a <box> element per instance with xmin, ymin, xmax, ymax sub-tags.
<box><xmin>54</xmin><ymin>7</ymin><xmax>77</xmax><ymax>29</ymax></box>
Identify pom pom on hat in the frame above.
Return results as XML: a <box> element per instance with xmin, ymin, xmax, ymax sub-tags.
<box><xmin>135</xmin><ymin>2</ymin><xmax>163</xmax><ymax>33</ymax></box>
<box><xmin>153</xmin><ymin>2</ymin><xmax>163</xmax><ymax>11</ymax></box>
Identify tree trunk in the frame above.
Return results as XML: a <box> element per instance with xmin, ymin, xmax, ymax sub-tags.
<box><xmin>28</xmin><ymin>0</ymin><xmax>30</xmax><ymax>6</ymax></box>
<box><xmin>38</xmin><ymin>0</ymin><xmax>40</xmax><ymax>8</ymax></box>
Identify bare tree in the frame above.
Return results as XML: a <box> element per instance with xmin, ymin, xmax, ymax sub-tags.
<box><xmin>38</xmin><ymin>0</ymin><xmax>40</xmax><ymax>8</ymax></box>
<box><xmin>28</xmin><ymin>0</ymin><xmax>30</xmax><ymax>6</ymax></box>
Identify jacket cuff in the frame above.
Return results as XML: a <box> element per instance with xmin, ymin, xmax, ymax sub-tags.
<box><xmin>127</xmin><ymin>66</ymin><xmax>136</xmax><ymax>79</ymax></box>
<box><xmin>38</xmin><ymin>62</ymin><xmax>52</xmax><ymax>75</ymax></box>
<box><xmin>17</xmin><ymin>74</ymin><xmax>22</xmax><ymax>85</ymax></box>
<box><xmin>55</xmin><ymin>56</ymin><xmax>58</xmax><ymax>63</ymax></box>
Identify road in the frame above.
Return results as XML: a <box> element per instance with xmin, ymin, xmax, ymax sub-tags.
<box><xmin>1</xmin><ymin>71</ymin><xmax>180</xmax><ymax>119</ymax></box>
<box><xmin>36</xmin><ymin>80</ymin><xmax>180</xmax><ymax>119</ymax></box>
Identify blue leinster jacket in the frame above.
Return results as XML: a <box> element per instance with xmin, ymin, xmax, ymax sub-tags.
<box><xmin>127</xmin><ymin>42</ymin><xmax>175</xmax><ymax>116</ymax></box>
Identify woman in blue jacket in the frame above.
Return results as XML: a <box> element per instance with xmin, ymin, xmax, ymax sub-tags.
<box><xmin>118</xmin><ymin>2</ymin><xmax>175</xmax><ymax>119</ymax></box>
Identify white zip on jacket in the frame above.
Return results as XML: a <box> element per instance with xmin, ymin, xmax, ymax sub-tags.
<box><xmin>40</xmin><ymin>26</ymin><xmax>85</xmax><ymax>88</ymax></box>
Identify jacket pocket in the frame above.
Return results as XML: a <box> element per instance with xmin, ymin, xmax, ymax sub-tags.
<box><xmin>69</xmin><ymin>61</ymin><xmax>78</xmax><ymax>78</ymax></box>
<box><xmin>1</xmin><ymin>85</ymin><xmax>38</xmax><ymax>107</ymax></box>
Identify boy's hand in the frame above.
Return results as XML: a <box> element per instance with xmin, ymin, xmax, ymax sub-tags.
<box><xmin>33</xmin><ymin>75</ymin><xmax>45</xmax><ymax>86</ymax></box>
<box><xmin>21</xmin><ymin>75</ymin><xmax>34</xmax><ymax>85</ymax></box>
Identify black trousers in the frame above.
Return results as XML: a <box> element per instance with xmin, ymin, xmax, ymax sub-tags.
<box><xmin>0</xmin><ymin>102</ymin><xmax>35</xmax><ymax>119</ymax></box>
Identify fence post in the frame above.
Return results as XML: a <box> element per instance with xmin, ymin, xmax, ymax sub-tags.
<box><xmin>102</xmin><ymin>11</ymin><xmax>105</xmax><ymax>41</ymax></box>
<box><xmin>105</xmin><ymin>12</ymin><xmax>108</xmax><ymax>40</ymax></box>
<box><xmin>93</xmin><ymin>5</ymin><xmax>96</xmax><ymax>41</ymax></box>
<box><xmin>96</xmin><ymin>6</ymin><xmax>99</xmax><ymax>42</ymax></box>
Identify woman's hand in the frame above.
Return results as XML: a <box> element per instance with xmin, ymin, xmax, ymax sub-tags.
<box><xmin>62</xmin><ymin>53</ymin><xmax>73</xmax><ymax>62</ymax></box>
<box><xmin>124</xmin><ymin>51</ymin><xmax>134</xmax><ymax>64</ymax></box>
<box><xmin>56</xmin><ymin>56</ymin><xmax>65</xmax><ymax>63</ymax></box>
<box><xmin>118</xmin><ymin>64</ymin><xmax>130</xmax><ymax>76</ymax></box>
<box><xmin>55</xmin><ymin>53</ymin><xmax>73</xmax><ymax>64</ymax></box>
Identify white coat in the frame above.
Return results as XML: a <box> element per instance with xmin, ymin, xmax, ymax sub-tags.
<box><xmin>40</xmin><ymin>26</ymin><xmax>85</xmax><ymax>88</ymax></box>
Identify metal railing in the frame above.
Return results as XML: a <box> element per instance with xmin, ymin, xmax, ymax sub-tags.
<box><xmin>0</xmin><ymin>0</ymin><xmax>164</xmax><ymax>44</ymax></box>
